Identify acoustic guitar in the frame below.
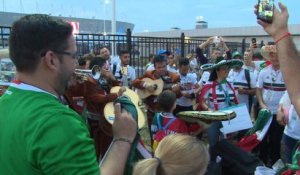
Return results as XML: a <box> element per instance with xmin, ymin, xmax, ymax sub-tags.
<box><xmin>103</xmin><ymin>86</ymin><xmax>146</xmax><ymax>129</ymax></box>
<box><xmin>136</xmin><ymin>78</ymin><xmax>164</xmax><ymax>99</ymax></box>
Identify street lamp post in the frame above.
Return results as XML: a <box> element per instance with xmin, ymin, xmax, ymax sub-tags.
<box><xmin>102</xmin><ymin>0</ymin><xmax>109</xmax><ymax>35</ymax></box>
<box><xmin>101</xmin><ymin>0</ymin><xmax>116</xmax><ymax>56</ymax></box>
<box><xmin>111</xmin><ymin>0</ymin><xmax>116</xmax><ymax>56</ymax></box>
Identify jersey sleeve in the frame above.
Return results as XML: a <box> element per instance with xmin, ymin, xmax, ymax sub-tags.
<box><xmin>250</xmin><ymin>71</ymin><xmax>257</xmax><ymax>88</ymax></box>
<box><xmin>256</xmin><ymin>69</ymin><xmax>265</xmax><ymax>88</ymax></box>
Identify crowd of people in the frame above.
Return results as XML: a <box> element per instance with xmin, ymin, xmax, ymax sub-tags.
<box><xmin>0</xmin><ymin>2</ymin><xmax>300</xmax><ymax>175</ymax></box>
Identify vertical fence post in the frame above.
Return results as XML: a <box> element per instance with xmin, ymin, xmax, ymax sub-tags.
<box><xmin>0</xmin><ymin>27</ymin><xmax>3</xmax><ymax>48</ymax></box>
<box><xmin>260</xmin><ymin>40</ymin><xmax>264</xmax><ymax>47</ymax></box>
<box><xmin>242</xmin><ymin>38</ymin><xmax>246</xmax><ymax>54</ymax></box>
<box><xmin>180</xmin><ymin>32</ymin><xmax>185</xmax><ymax>58</ymax></box>
<box><xmin>126</xmin><ymin>28</ymin><xmax>132</xmax><ymax>65</ymax></box>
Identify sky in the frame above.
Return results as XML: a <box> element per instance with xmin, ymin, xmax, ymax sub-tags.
<box><xmin>0</xmin><ymin>0</ymin><xmax>299</xmax><ymax>33</ymax></box>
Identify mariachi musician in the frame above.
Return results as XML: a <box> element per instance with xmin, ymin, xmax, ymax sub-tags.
<box><xmin>83</xmin><ymin>56</ymin><xmax>125</xmax><ymax>160</ymax></box>
<box><xmin>62</xmin><ymin>57</ymin><xmax>88</xmax><ymax>115</ymax></box>
<box><xmin>132</xmin><ymin>55</ymin><xmax>181</xmax><ymax>125</ymax></box>
<box><xmin>111</xmin><ymin>50</ymin><xmax>136</xmax><ymax>88</ymax></box>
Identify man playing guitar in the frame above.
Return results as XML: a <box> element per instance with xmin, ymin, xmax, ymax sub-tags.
<box><xmin>132</xmin><ymin>55</ymin><xmax>181</xmax><ymax>126</ymax></box>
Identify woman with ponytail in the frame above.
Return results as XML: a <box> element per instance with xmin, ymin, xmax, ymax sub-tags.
<box><xmin>133</xmin><ymin>134</ymin><xmax>209</xmax><ymax>175</ymax></box>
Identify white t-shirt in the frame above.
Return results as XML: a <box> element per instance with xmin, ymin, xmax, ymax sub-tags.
<box><xmin>279</xmin><ymin>91</ymin><xmax>300</xmax><ymax>140</ymax></box>
<box><xmin>146</xmin><ymin>64</ymin><xmax>178</xmax><ymax>74</ymax></box>
<box><xmin>198</xmin><ymin>71</ymin><xmax>210</xmax><ymax>87</ymax></box>
<box><xmin>242</xmin><ymin>64</ymin><xmax>258</xmax><ymax>81</ymax></box>
<box><xmin>176</xmin><ymin>73</ymin><xmax>197</xmax><ymax>107</ymax></box>
<box><xmin>227</xmin><ymin>68</ymin><xmax>256</xmax><ymax>110</ymax></box>
<box><xmin>146</xmin><ymin>64</ymin><xmax>155</xmax><ymax>71</ymax></box>
<box><xmin>189</xmin><ymin>58</ymin><xmax>198</xmax><ymax>71</ymax></box>
<box><xmin>256</xmin><ymin>65</ymin><xmax>286</xmax><ymax>114</ymax></box>
<box><xmin>110</xmin><ymin>56</ymin><xmax>120</xmax><ymax>65</ymax></box>
<box><xmin>253</xmin><ymin>61</ymin><xmax>266</xmax><ymax>72</ymax></box>
<box><xmin>167</xmin><ymin>65</ymin><xmax>178</xmax><ymax>74</ymax></box>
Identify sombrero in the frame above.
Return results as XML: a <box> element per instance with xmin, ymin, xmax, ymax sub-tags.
<box><xmin>201</xmin><ymin>57</ymin><xmax>243</xmax><ymax>71</ymax></box>
<box><xmin>261</xmin><ymin>45</ymin><xmax>276</xmax><ymax>60</ymax></box>
<box><xmin>177</xmin><ymin>110</ymin><xmax>237</xmax><ymax>124</ymax></box>
<box><xmin>200</xmin><ymin>63</ymin><xmax>214</xmax><ymax>70</ymax></box>
<box><xmin>0</xmin><ymin>48</ymin><xmax>9</xmax><ymax>59</ymax></box>
<box><xmin>232</xmin><ymin>51</ymin><xmax>242</xmax><ymax>59</ymax></box>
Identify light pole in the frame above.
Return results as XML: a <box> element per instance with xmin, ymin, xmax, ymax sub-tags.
<box><xmin>111</xmin><ymin>0</ymin><xmax>116</xmax><ymax>56</ymax></box>
<box><xmin>102</xmin><ymin>0</ymin><xmax>109</xmax><ymax>35</ymax></box>
<box><xmin>101</xmin><ymin>0</ymin><xmax>116</xmax><ymax>55</ymax></box>
<box><xmin>111</xmin><ymin>0</ymin><xmax>116</xmax><ymax>35</ymax></box>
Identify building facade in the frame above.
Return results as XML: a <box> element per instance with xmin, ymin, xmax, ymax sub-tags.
<box><xmin>0</xmin><ymin>11</ymin><xmax>134</xmax><ymax>34</ymax></box>
<box><xmin>134</xmin><ymin>24</ymin><xmax>300</xmax><ymax>50</ymax></box>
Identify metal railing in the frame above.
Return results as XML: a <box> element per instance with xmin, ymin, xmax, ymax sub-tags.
<box><xmin>0</xmin><ymin>26</ymin><xmax>10</xmax><ymax>48</ymax></box>
<box><xmin>1</xmin><ymin>26</ymin><xmax>248</xmax><ymax>76</ymax></box>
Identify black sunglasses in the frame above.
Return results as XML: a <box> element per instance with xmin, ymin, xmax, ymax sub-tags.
<box><xmin>53</xmin><ymin>50</ymin><xmax>77</xmax><ymax>59</ymax></box>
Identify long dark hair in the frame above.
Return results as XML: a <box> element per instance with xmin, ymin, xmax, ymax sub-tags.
<box><xmin>208</xmin><ymin>69</ymin><xmax>218</xmax><ymax>81</ymax></box>
<box><xmin>196</xmin><ymin>47</ymin><xmax>208</xmax><ymax>65</ymax></box>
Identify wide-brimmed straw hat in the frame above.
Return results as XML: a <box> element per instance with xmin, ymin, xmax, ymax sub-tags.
<box><xmin>200</xmin><ymin>63</ymin><xmax>214</xmax><ymax>70</ymax></box>
<box><xmin>261</xmin><ymin>45</ymin><xmax>276</xmax><ymax>60</ymax></box>
<box><xmin>201</xmin><ymin>57</ymin><xmax>243</xmax><ymax>71</ymax></box>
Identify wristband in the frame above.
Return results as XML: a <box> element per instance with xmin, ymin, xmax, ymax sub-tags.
<box><xmin>113</xmin><ymin>137</ymin><xmax>132</xmax><ymax>145</ymax></box>
<box><xmin>275</xmin><ymin>32</ymin><xmax>291</xmax><ymax>44</ymax></box>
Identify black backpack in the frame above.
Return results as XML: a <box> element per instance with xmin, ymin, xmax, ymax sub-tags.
<box><xmin>210</xmin><ymin>140</ymin><xmax>263</xmax><ymax>175</ymax></box>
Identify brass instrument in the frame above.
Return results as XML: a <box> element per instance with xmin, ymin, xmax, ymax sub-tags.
<box><xmin>74</xmin><ymin>65</ymin><xmax>101</xmax><ymax>82</ymax></box>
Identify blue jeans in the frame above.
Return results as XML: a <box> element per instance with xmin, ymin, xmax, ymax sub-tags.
<box><xmin>282</xmin><ymin>134</ymin><xmax>299</xmax><ymax>164</ymax></box>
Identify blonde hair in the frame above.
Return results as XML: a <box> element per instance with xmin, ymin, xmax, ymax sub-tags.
<box><xmin>133</xmin><ymin>134</ymin><xmax>209</xmax><ymax>175</ymax></box>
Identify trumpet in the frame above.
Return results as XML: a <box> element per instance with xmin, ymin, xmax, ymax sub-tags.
<box><xmin>74</xmin><ymin>65</ymin><xmax>101</xmax><ymax>82</ymax></box>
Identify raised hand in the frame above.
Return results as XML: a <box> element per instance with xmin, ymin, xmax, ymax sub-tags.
<box><xmin>255</xmin><ymin>2</ymin><xmax>289</xmax><ymax>41</ymax></box>
<box><xmin>112</xmin><ymin>103</ymin><xmax>137</xmax><ymax>143</ymax></box>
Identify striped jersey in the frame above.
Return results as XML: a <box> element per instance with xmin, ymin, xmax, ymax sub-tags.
<box><xmin>256</xmin><ymin>65</ymin><xmax>285</xmax><ymax>114</ymax></box>
<box><xmin>111</xmin><ymin>63</ymin><xmax>136</xmax><ymax>87</ymax></box>
<box><xmin>227</xmin><ymin>68</ymin><xmax>256</xmax><ymax>110</ymax></box>
<box><xmin>176</xmin><ymin>73</ymin><xmax>198</xmax><ymax>107</ymax></box>
<box><xmin>203</xmin><ymin>81</ymin><xmax>237</xmax><ymax>110</ymax></box>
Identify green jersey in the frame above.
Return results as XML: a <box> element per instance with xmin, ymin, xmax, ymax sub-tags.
<box><xmin>0</xmin><ymin>83</ymin><xmax>99</xmax><ymax>175</ymax></box>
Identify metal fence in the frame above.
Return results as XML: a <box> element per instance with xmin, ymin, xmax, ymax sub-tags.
<box><xmin>0</xmin><ymin>26</ymin><xmax>10</xmax><ymax>48</ymax></box>
<box><xmin>1</xmin><ymin>26</ymin><xmax>248</xmax><ymax>76</ymax></box>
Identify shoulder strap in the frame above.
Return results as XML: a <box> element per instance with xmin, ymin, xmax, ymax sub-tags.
<box><xmin>112</xmin><ymin>64</ymin><xmax>117</xmax><ymax>75</ymax></box>
<box><xmin>156</xmin><ymin>113</ymin><xmax>162</xmax><ymax>130</ymax></box>
<box><xmin>244</xmin><ymin>69</ymin><xmax>251</xmax><ymax>89</ymax></box>
<box><xmin>227</xmin><ymin>81</ymin><xmax>239</xmax><ymax>105</ymax></box>
<box><xmin>244</xmin><ymin>69</ymin><xmax>253</xmax><ymax>111</ymax></box>
<box><xmin>156</xmin><ymin>113</ymin><xmax>176</xmax><ymax>130</ymax></box>
<box><xmin>212</xmin><ymin>81</ymin><xmax>219</xmax><ymax>110</ymax></box>
<box><xmin>162</xmin><ymin>117</ymin><xmax>176</xmax><ymax>130</ymax></box>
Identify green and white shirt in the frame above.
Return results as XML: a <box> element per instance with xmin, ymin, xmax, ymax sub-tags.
<box><xmin>256</xmin><ymin>65</ymin><xmax>286</xmax><ymax>114</ymax></box>
<box><xmin>0</xmin><ymin>82</ymin><xmax>99</xmax><ymax>175</ymax></box>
